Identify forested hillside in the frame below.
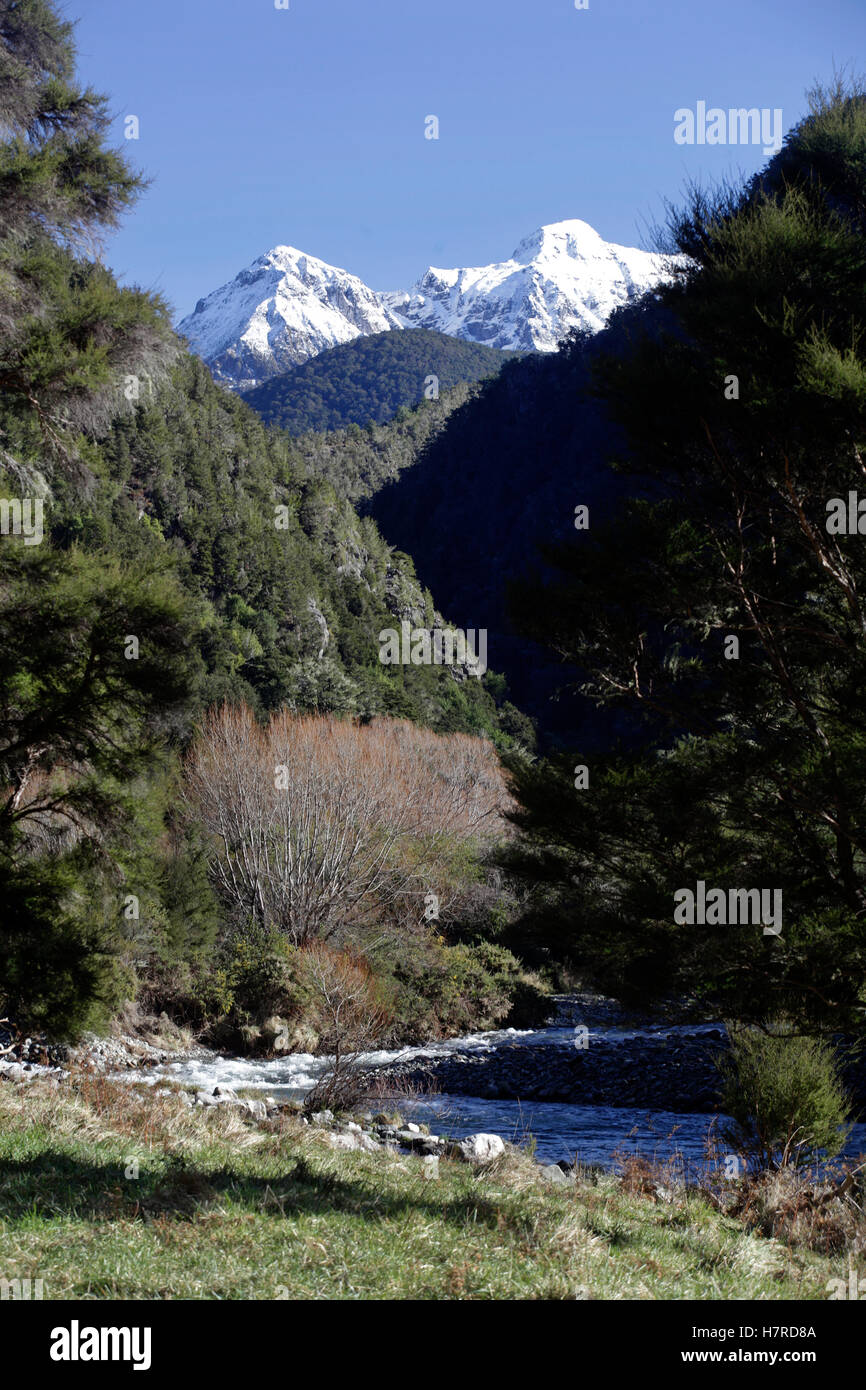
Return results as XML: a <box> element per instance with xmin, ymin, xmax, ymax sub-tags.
<box><xmin>359</xmin><ymin>326</ymin><xmax>638</xmax><ymax>745</ymax></box>
<box><xmin>0</xmin><ymin>1</ymin><xmax>538</xmax><ymax>1048</ymax></box>
<box><xmin>242</xmin><ymin>327</ymin><xmax>519</xmax><ymax>433</ymax></box>
<box><xmin>256</xmin><ymin>300</ymin><xmax>664</xmax><ymax>748</ymax></box>
<box><xmin>253</xmin><ymin>321</ymin><xmax>640</xmax><ymax>747</ymax></box>
<box><xmin>281</xmin><ymin>377</ymin><xmax>480</xmax><ymax>507</ymax></box>
<box><xmin>96</xmin><ymin>354</ymin><xmax>509</xmax><ymax>735</ymax></box>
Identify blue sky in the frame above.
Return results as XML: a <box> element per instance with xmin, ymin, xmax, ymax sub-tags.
<box><xmin>70</xmin><ymin>0</ymin><xmax>866</xmax><ymax>320</ymax></box>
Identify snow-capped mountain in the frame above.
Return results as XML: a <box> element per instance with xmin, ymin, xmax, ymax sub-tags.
<box><xmin>178</xmin><ymin>246</ymin><xmax>404</xmax><ymax>390</ymax></box>
<box><xmin>382</xmin><ymin>220</ymin><xmax>673</xmax><ymax>352</ymax></box>
<box><xmin>179</xmin><ymin>221</ymin><xmax>674</xmax><ymax>389</ymax></box>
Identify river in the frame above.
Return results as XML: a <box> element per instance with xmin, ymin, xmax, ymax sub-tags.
<box><xmin>148</xmin><ymin>998</ymin><xmax>866</xmax><ymax>1174</ymax></box>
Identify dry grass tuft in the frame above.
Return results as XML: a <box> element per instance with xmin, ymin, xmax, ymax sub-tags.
<box><xmin>721</xmin><ymin>1164</ymin><xmax>866</xmax><ymax>1256</ymax></box>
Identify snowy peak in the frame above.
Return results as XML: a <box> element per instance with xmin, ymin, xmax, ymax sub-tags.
<box><xmin>180</xmin><ymin>221</ymin><xmax>675</xmax><ymax>389</ymax></box>
<box><xmin>385</xmin><ymin>220</ymin><xmax>673</xmax><ymax>352</ymax></box>
<box><xmin>511</xmin><ymin>218</ymin><xmax>609</xmax><ymax>263</ymax></box>
<box><xmin>179</xmin><ymin>245</ymin><xmax>403</xmax><ymax>390</ymax></box>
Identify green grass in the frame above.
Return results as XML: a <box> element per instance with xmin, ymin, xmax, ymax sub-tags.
<box><xmin>0</xmin><ymin>1074</ymin><xmax>844</xmax><ymax>1300</ymax></box>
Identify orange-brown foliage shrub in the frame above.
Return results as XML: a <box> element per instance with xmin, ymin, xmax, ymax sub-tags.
<box><xmin>183</xmin><ymin>703</ymin><xmax>511</xmax><ymax>945</ymax></box>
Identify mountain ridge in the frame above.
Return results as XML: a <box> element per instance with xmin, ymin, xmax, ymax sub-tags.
<box><xmin>178</xmin><ymin>244</ymin><xmax>404</xmax><ymax>390</ymax></box>
<box><xmin>381</xmin><ymin>218</ymin><xmax>674</xmax><ymax>351</ymax></box>
<box><xmin>178</xmin><ymin>220</ymin><xmax>676</xmax><ymax>389</ymax></box>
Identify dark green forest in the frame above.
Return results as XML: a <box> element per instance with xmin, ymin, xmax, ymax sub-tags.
<box><xmin>241</xmin><ymin>326</ymin><xmax>519</xmax><ymax>434</ymax></box>
<box><xmin>501</xmin><ymin>84</ymin><xmax>866</xmax><ymax>1036</ymax></box>
<box><xmin>0</xmin><ymin>0</ymin><xmax>537</xmax><ymax>1047</ymax></box>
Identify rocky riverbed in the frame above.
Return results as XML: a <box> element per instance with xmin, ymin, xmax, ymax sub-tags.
<box><xmin>0</xmin><ymin>1026</ymin><xmax>213</xmax><ymax>1082</ymax></box>
<box><xmin>382</xmin><ymin>1028</ymin><xmax>729</xmax><ymax>1112</ymax></box>
<box><xmin>4</xmin><ymin>995</ymin><xmax>865</xmax><ymax>1172</ymax></box>
<box><xmin>370</xmin><ymin>996</ymin><xmax>866</xmax><ymax>1115</ymax></box>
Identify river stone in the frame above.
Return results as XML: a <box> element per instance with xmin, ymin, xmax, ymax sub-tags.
<box><xmin>323</xmin><ymin>1132</ymin><xmax>360</xmax><ymax>1151</ymax></box>
<box><xmin>323</xmin><ymin>1130</ymin><xmax>378</xmax><ymax>1152</ymax></box>
<box><xmin>456</xmin><ymin>1133</ymin><xmax>505</xmax><ymax>1165</ymax></box>
<box><xmin>194</xmin><ymin>1090</ymin><xmax>221</xmax><ymax>1106</ymax></box>
<box><xmin>397</xmin><ymin>1129</ymin><xmax>431</xmax><ymax>1150</ymax></box>
<box><xmin>539</xmin><ymin>1164</ymin><xmax>573</xmax><ymax>1185</ymax></box>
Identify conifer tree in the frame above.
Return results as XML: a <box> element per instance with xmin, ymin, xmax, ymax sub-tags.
<box><xmin>507</xmin><ymin>81</ymin><xmax>866</xmax><ymax>1032</ymax></box>
<box><xmin>0</xmin><ymin>0</ymin><xmax>173</xmax><ymax>458</ymax></box>
<box><xmin>0</xmin><ymin>2</ymin><xmax>197</xmax><ymax>1034</ymax></box>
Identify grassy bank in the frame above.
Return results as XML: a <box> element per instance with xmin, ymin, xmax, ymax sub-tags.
<box><xmin>0</xmin><ymin>1074</ymin><xmax>848</xmax><ymax>1300</ymax></box>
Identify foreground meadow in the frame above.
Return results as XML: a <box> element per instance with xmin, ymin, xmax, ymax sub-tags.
<box><xmin>0</xmin><ymin>1074</ymin><xmax>851</xmax><ymax>1301</ymax></box>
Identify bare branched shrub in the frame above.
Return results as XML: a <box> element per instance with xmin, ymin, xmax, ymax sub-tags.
<box><xmin>300</xmin><ymin>943</ymin><xmax>390</xmax><ymax>1113</ymax></box>
<box><xmin>183</xmin><ymin>703</ymin><xmax>511</xmax><ymax>945</ymax></box>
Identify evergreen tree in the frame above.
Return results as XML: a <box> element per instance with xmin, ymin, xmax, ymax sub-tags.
<box><xmin>0</xmin><ymin>0</ymin><xmax>173</xmax><ymax>460</ymax></box>
<box><xmin>506</xmin><ymin>81</ymin><xmax>866</xmax><ymax>1032</ymax></box>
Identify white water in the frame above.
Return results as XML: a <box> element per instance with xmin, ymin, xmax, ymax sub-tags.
<box><xmin>144</xmin><ymin>1015</ymin><xmax>866</xmax><ymax>1171</ymax></box>
<box><xmin>149</xmin><ymin>1016</ymin><xmax>727</xmax><ymax>1094</ymax></box>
